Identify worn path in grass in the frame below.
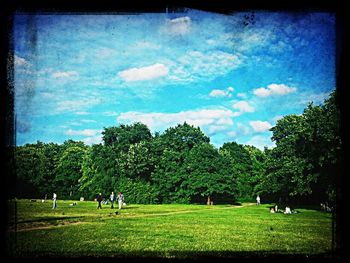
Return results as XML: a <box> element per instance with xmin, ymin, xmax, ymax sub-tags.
<box><xmin>14</xmin><ymin>202</ymin><xmax>256</xmax><ymax>232</ymax></box>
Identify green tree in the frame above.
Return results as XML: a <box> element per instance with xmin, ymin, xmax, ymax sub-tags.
<box><xmin>15</xmin><ymin>143</ymin><xmax>46</xmax><ymax>198</ymax></box>
<box><xmin>41</xmin><ymin>142</ymin><xmax>62</xmax><ymax>197</ymax></box>
<box><xmin>113</xmin><ymin>177</ymin><xmax>159</xmax><ymax>204</ymax></box>
<box><xmin>151</xmin><ymin>149</ymin><xmax>188</xmax><ymax>203</ymax></box>
<box><xmin>119</xmin><ymin>141</ymin><xmax>154</xmax><ymax>181</ymax></box>
<box><xmin>55</xmin><ymin>145</ymin><xmax>87</xmax><ymax>199</ymax></box>
<box><xmin>102</xmin><ymin>122</ymin><xmax>152</xmax><ymax>151</ymax></box>
<box><xmin>260</xmin><ymin>114</ymin><xmax>310</xmax><ymax>202</ymax></box>
<box><xmin>296</xmin><ymin>91</ymin><xmax>342</xmax><ymax>204</ymax></box>
<box><xmin>159</xmin><ymin>122</ymin><xmax>210</xmax><ymax>152</ymax></box>
<box><xmin>244</xmin><ymin>145</ymin><xmax>266</xmax><ymax>197</ymax></box>
<box><xmin>79</xmin><ymin>144</ymin><xmax>120</xmax><ymax>199</ymax></box>
<box><xmin>259</xmin><ymin>90</ymin><xmax>342</xmax><ymax>205</ymax></box>
<box><xmin>219</xmin><ymin>142</ymin><xmax>253</xmax><ymax>199</ymax></box>
<box><xmin>185</xmin><ymin>143</ymin><xmax>236</xmax><ymax>204</ymax></box>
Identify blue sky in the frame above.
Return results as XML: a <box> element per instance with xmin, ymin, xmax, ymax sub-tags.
<box><xmin>13</xmin><ymin>10</ymin><xmax>336</xmax><ymax>149</ymax></box>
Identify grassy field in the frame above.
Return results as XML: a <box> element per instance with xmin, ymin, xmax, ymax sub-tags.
<box><xmin>6</xmin><ymin>199</ymin><xmax>333</xmax><ymax>259</ymax></box>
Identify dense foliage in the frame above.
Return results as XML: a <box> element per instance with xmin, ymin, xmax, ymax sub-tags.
<box><xmin>12</xmin><ymin>91</ymin><xmax>342</xmax><ymax>205</ymax></box>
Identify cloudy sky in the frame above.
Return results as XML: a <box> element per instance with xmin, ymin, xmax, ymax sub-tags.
<box><xmin>13</xmin><ymin>10</ymin><xmax>336</xmax><ymax>149</ymax></box>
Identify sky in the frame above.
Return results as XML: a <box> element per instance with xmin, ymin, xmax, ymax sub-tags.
<box><xmin>13</xmin><ymin>10</ymin><xmax>336</xmax><ymax>149</ymax></box>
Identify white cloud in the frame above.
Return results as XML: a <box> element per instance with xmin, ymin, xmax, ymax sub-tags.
<box><xmin>130</xmin><ymin>41</ymin><xmax>161</xmax><ymax>50</ymax></box>
<box><xmin>14</xmin><ymin>55</ymin><xmax>31</xmax><ymax>67</ymax></box>
<box><xmin>272</xmin><ymin>115</ymin><xmax>284</xmax><ymax>122</ymax></box>
<box><xmin>171</xmin><ymin>51</ymin><xmax>242</xmax><ymax>83</ymax></box>
<box><xmin>103</xmin><ymin>111</ymin><xmax>119</xmax><ymax>117</ymax></box>
<box><xmin>297</xmin><ymin>91</ymin><xmax>331</xmax><ymax>106</ymax></box>
<box><xmin>249</xmin><ymin>120</ymin><xmax>272</xmax><ymax>133</ymax></box>
<box><xmin>227</xmin><ymin>123</ymin><xmax>250</xmax><ymax>139</ymax></box>
<box><xmin>117</xmin><ymin>109</ymin><xmax>235</xmax><ymax>134</ymax></box>
<box><xmin>208</xmin><ymin>125</ymin><xmax>230</xmax><ymax>135</ymax></box>
<box><xmin>118</xmin><ymin>63</ymin><xmax>169</xmax><ymax>82</ymax></box>
<box><xmin>56</xmin><ymin>98</ymin><xmax>101</xmax><ymax>113</ymax></box>
<box><xmin>245</xmin><ymin>135</ymin><xmax>275</xmax><ymax>150</ymax></box>
<box><xmin>65</xmin><ymin>129</ymin><xmax>101</xmax><ymax>137</ymax></box>
<box><xmin>206</xmin><ymin>39</ymin><xmax>216</xmax><ymax>45</ymax></box>
<box><xmin>226</xmin><ymin>131</ymin><xmax>237</xmax><ymax>138</ymax></box>
<box><xmin>81</xmin><ymin>119</ymin><xmax>97</xmax><ymax>123</ymax></box>
<box><xmin>209</xmin><ymin>90</ymin><xmax>227</xmax><ymax>98</ymax></box>
<box><xmin>237</xmin><ymin>92</ymin><xmax>247</xmax><ymax>99</ymax></box>
<box><xmin>209</xmin><ymin>87</ymin><xmax>234</xmax><ymax>98</ymax></box>
<box><xmin>232</xmin><ymin>101</ymin><xmax>255</xmax><ymax>116</ymax></box>
<box><xmin>253</xmin><ymin>83</ymin><xmax>297</xmax><ymax>97</ymax></box>
<box><xmin>95</xmin><ymin>47</ymin><xmax>116</xmax><ymax>58</ymax></box>
<box><xmin>82</xmin><ymin>135</ymin><xmax>103</xmax><ymax>145</ymax></box>
<box><xmin>75</xmin><ymin>111</ymin><xmax>89</xmax><ymax>115</ymax></box>
<box><xmin>237</xmin><ymin>123</ymin><xmax>250</xmax><ymax>135</ymax></box>
<box><xmin>52</xmin><ymin>71</ymin><xmax>79</xmax><ymax>79</ymax></box>
<box><xmin>165</xmin><ymin>16</ymin><xmax>191</xmax><ymax>35</ymax></box>
<box><xmin>234</xmin><ymin>27</ymin><xmax>276</xmax><ymax>53</ymax></box>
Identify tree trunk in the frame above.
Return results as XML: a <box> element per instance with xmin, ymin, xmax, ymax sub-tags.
<box><xmin>207</xmin><ymin>196</ymin><xmax>211</xmax><ymax>205</ymax></box>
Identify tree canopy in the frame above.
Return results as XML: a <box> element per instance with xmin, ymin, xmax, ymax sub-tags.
<box><xmin>12</xmin><ymin>91</ymin><xmax>342</xmax><ymax>206</ymax></box>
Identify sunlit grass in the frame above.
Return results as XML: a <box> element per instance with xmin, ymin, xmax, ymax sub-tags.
<box><xmin>6</xmin><ymin>199</ymin><xmax>333</xmax><ymax>258</ymax></box>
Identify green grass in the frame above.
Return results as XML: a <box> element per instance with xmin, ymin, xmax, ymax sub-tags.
<box><xmin>6</xmin><ymin>199</ymin><xmax>333</xmax><ymax>258</ymax></box>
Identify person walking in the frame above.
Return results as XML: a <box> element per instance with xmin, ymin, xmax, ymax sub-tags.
<box><xmin>97</xmin><ymin>193</ymin><xmax>103</xmax><ymax>209</ymax></box>
<box><xmin>117</xmin><ymin>192</ymin><xmax>124</xmax><ymax>210</ymax></box>
<box><xmin>110</xmin><ymin>192</ymin><xmax>115</xmax><ymax>209</ymax></box>
<box><xmin>52</xmin><ymin>193</ymin><xmax>57</xmax><ymax>209</ymax></box>
<box><xmin>256</xmin><ymin>195</ymin><xmax>261</xmax><ymax>206</ymax></box>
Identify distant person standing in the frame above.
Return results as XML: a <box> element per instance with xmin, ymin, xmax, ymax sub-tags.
<box><xmin>256</xmin><ymin>195</ymin><xmax>261</xmax><ymax>206</ymax></box>
<box><xmin>118</xmin><ymin>192</ymin><xmax>124</xmax><ymax>210</ymax></box>
<box><xmin>97</xmin><ymin>193</ymin><xmax>103</xmax><ymax>209</ymax></box>
<box><xmin>52</xmin><ymin>193</ymin><xmax>57</xmax><ymax>209</ymax></box>
<box><xmin>110</xmin><ymin>192</ymin><xmax>115</xmax><ymax>209</ymax></box>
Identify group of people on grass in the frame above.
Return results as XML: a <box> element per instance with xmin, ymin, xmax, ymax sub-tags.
<box><xmin>256</xmin><ymin>195</ymin><xmax>294</xmax><ymax>214</ymax></box>
<box><xmin>97</xmin><ymin>192</ymin><xmax>124</xmax><ymax>210</ymax></box>
<box><xmin>51</xmin><ymin>191</ymin><xmax>125</xmax><ymax>210</ymax></box>
<box><xmin>52</xmin><ymin>192</ymin><xmax>293</xmax><ymax>214</ymax></box>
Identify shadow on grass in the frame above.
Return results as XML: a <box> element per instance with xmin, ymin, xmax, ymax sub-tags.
<box><xmin>8</xmin><ymin>250</ymin><xmax>338</xmax><ymax>261</ymax></box>
<box><xmin>118</xmin><ymin>206</ymin><xmax>139</xmax><ymax>210</ymax></box>
<box><xmin>18</xmin><ymin>216</ymin><xmax>84</xmax><ymax>224</ymax></box>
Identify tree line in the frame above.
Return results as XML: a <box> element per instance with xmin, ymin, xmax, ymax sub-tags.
<box><xmin>11</xmin><ymin>91</ymin><xmax>342</xmax><ymax>206</ymax></box>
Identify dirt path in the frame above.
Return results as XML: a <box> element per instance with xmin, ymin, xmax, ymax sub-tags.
<box><xmin>10</xmin><ymin>221</ymin><xmax>89</xmax><ymax>232</ymax></box>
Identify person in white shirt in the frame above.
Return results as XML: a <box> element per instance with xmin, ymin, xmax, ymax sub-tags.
<box><xmin>118</xmin><ymin>192</ymin><xmax>124</xmax><ymax>210</ymax></box>
<box><xmin>52</xmin><ymin>193</ymin><xmax>57</xmax><ymax>209</ymax></box>
<box><xmin>110</xmin><ymin>192</ymin><xmax>115</xmax><ymax>209</ymax></box>
<box><xmin>284</xmin><ymin>206</ymin><xmax>292</xmax><ymax>214</ymax></box>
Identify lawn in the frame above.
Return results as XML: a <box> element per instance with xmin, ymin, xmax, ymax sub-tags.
<box><xmin>6</xmin><ymin>199</ymin><xmax>333</xmax><ymax>259</ymax></box>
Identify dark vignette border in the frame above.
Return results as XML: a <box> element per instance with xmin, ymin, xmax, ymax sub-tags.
<box><xmin>1</xmin><ymin>0</ymin><xmax>348</xmax><ymax>262</ymax></box>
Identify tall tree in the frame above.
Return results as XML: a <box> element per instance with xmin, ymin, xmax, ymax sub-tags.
<box><xmin>244</xmin><ymin>145</ymin><xmax>266</xmax><ymax>197</ymax></box>
<box><xmin>220</xmin><ymin>142</ymin><xmax>253</xmax><ymax>199</ymax></box>
<box><xmin>296</xmin><ymin>91</ymin><xmax>342</xmax><ymax>204</ymax></box>
<box><xmin>119</xmin><ymin>141</ymin><xmax>154</xmax><ymax>181</ymax></box>
<box><xmin>185</xmin><ymin>143</ymin><xmax>236</xmax><ymax>204</ymax></box>
<box><xmin>151</xmin><ymin>149</ymin><xmax>188</xmax><ymax>203</ymax></box>
<box><xmin>102</xmin><ymin>122</ymin><xmax>152</xmax><ymax>151</ymax></box>
<box><xmin>259</xmin><ymin>91</ymin><xmax>342</xmax><ymax>205</ymax></box>
<box><xmin>260</xmin><ymin>114</ymin><xmax>310</xmax><ymax>202</ymax></box>
<box><xmin>159</xmin><ymin>122</ymin><xmax>210</xmax><ymax>152</ymax></box>
<box><xmin>54</xmin><ymin>145</ymin><xmax>86</xmax><ymax>199</ymax></box>
<box><xmin>79</xmin><ymin>144</ymin><xmax>120</xmax><ymax>199</ymax></box>
<box><xmin>151</xmin><ymin>123</ymin><xmax>211</xmax><ymax>203</ymax></box>
<box><xmin>15</xmin><ymin>143</ymin><xmax>46</xmax><ymax>198</ymax></box>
